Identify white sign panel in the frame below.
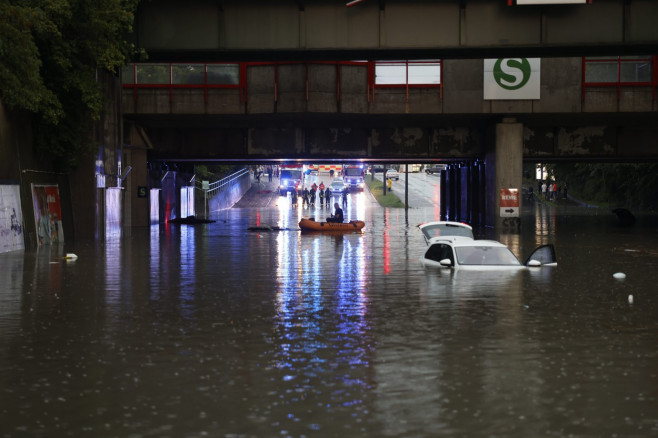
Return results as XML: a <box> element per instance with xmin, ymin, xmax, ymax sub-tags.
<box><xmin>517</xmin><ymin>1</ymin><xmax>586</xmax><ymax>4</ymax></box>
<box><xmin>499</xmin><ymin>188</ymin><xmax>520</xmax><ymax>218</ymax></box>
<box><xmin>484</xmin><ymin>58</ymin><xmax>540</xmax><ymax>100</ymax></box>
<box><xmin>0</xmin><ymin>185</ymin><xmax>24</xmax><ymax>253</ymax></box>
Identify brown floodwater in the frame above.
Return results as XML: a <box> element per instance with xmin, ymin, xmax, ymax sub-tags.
<box><xmin>1</xmin><ymin>193</ymin><xmax>657</xmax><ymax>438</ymax></box>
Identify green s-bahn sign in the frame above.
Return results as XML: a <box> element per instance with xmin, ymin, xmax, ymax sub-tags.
<box><xmin>484</xmin><ymin>58</ymin><xmax>540</xmax><ymax>100</ymax></box>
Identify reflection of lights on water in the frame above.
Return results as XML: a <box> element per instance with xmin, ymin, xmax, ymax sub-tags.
<box><xmin>179</xmin><ymin>225</ymin><xmax>196</xmax><ymax>319</ymax></box>
<box><xmin>274</xmin><ymin>207</ymin><xmax>370</xmax><ymax>399</ymax></box>
<box><xmin>383</xmin><ymin>209</ymin><xmax>391</xmax><ymax>274</ymax></box>
<box><xmin>149</xmin><ymin>225</ymin><xmax>161</xmax><ymax>301</ymax></box>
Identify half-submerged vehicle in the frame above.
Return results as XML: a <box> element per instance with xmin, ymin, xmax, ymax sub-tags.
<box><xmin>419</xmin><ymin>221</ymin><xmax>557</xmax><ymax>270</ymax></box>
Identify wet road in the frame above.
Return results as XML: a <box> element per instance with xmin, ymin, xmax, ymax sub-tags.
<box><xmin>1</xmin><ymin>180</ymin><xmax>658</xmax><ymax>437</ymax></box>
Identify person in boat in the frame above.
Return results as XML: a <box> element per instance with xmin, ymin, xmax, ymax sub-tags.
<box><xmin>327</xmin><ymin>202</ymin><xmax>344</xmax><ymax>223</ymax></box>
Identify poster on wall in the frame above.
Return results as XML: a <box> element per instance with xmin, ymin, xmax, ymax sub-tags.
<box><xmin>0</xmin><ymin>185</ymin><xmax>25</xmax><ymax>253</ymax></box>
<box><xmin>31</xmin><ymin>184</ymin><xmax>64</xmax><ymax>246</ymax></box>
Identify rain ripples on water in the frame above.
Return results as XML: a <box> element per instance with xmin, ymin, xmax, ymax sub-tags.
<box><xmin>1</xmin><ymin>201</ymin><xmax>657</xmax><ymax>437</ymax></box>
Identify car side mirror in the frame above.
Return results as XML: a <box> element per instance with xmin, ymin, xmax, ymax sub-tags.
<box><xmin>439</xmin><ymin>258</ymin><xmax>453</xmax><ymax>267</ymax></box>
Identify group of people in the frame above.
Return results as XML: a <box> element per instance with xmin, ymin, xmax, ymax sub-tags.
<box><xmin>540</xmin><ymin>181</ymin><xmax>568</xmax><ymax>200</ymax></box>
<box><xmin>290</xmin><ymin>181</ymin><xmax>347</xmax><ymax>223</ymax></box>
<box><xmin>295</xmin><ymin>181</ymin><xmax>347</xmax><ymax>208</ymax></box>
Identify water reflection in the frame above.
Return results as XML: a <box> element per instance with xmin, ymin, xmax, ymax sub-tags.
<box><xmin>1</xmin><ymin>202</ymin><xmax>658</xmax><ymax>437</ymax></box>
<box><xmin>0</xmin><ymin>251</ymin><xmax>23</xmax><ymax>340</ymax></box>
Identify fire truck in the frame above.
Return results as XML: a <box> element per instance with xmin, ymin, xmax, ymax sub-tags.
<box><xmin>279</xmin><ymin>164</ymin><xmax>304</xmax><ymax>196</ymax></box>
<box><xmin>342</xmin><ymin>164</ymin><xmax>365</xmax><ymax>191</ymax></box>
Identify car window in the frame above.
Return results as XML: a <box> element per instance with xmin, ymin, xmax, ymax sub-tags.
<box><xmin>424</xmin><ymin>243</ymin><xmax>454</xmax><ymax>264</ymax></box>
<box><xmin>455</xmin><ymin>246</ymin><xmax>521</xmax><ymax>265</ymax></box>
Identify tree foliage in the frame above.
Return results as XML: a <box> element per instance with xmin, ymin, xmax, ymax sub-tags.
<box><xmin>549</xmin><ymin>163</ymin><xmax>658</xmax><ymax>212</ymax></box>
<box><xmin>0</xmin><ymin>0</ymin><xmax>141</xmax><ymax>170</ymax></box>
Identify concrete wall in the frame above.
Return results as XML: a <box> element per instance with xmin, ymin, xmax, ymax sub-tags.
<box><xmin>0</xmin><ymin>101</ymin><xmax>74</xmax><ymax>248</ymax></box>
<box><xmin>207</xmin><ymin>172</ymin><xmax>251</xmax><ymax>214</ymax></box>
<box><xmin>135</xmin><ymin>0</ymin><xmax>658</xmax><ymax>57</ymax></box>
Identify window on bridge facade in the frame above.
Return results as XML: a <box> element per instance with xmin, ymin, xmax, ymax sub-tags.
<box><xmin>582</xmin><ymin>55</ymin><xmax>657</xmax><ymax>100</ymax></box>
<box><xmin>122</xmin><ymin>60</ymin><xmax>442</xmax><ymax>103</ymax></box>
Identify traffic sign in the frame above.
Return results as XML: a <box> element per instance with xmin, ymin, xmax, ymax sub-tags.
<box><xmin>500</xmin><ymin>188</ymin><xmax>519</xmax><ymax>217</ymax></box>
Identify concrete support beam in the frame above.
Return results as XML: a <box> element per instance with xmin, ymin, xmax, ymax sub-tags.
<box><xmin>494</xmin><ymin>118</ymin><xmax>523</xmax><ymax>229</ymax></box>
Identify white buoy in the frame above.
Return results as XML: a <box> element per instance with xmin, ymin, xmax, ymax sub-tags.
<box><xmin>613</xmin><ymin>272</ymin><xmax>626</xmax><ymax>280</ymax></box>
<box><xmin>628</xmin><ymin>294</ymin><xmax>634</xmax><ymax>304</ymax></box>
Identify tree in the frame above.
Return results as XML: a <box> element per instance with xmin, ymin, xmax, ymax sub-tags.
<box><xmin>0</xmin><ymin>0</ymin><xmax>141</xmax><ymax>170</ymax></box>
<box><xmin>551</xmin><ymin>162</ymin><xmax>658</xmax><ymax>212</ymax></box>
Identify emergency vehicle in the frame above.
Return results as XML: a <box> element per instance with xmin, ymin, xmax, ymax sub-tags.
<box><xmin>279</xmin><ymin>164</ymin><xmax>304</xmax><ymax>196</ymax></box>
<box><xmin>342</xmin><ymin>164</ymin><xmax>365</xmax><ymax>191</ymax></box>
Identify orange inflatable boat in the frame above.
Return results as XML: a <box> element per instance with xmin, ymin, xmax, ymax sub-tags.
<box><xmin>298</xmin><ymin>217</ymin><xmax>365</xmax><ymax>232</ymax></box>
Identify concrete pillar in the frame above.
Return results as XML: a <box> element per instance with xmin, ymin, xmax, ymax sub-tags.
<box><xmin>494</xmin><ymin>118</ymin><xmax>523</xmax><ymax>229</ymax></box>
<box><xmin>124</xmin><ymin>147</ymin><xmax>149</xmax><ymax>227</ymax></box>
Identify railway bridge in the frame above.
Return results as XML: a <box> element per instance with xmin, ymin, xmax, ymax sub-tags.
<box><xmin>120</xmin><ymin>0</ymin><xmax>658</xmax><ymax>229</ymax></box>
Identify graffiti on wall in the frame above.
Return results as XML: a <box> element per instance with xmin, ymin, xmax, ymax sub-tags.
<box><xmin>31</xmin><ymin>184</ymin><xmax>64</xmax><ymax>246</ymax></box>
<box><xmin>0</xmin><ymin>185</ymin><xmax>24</xmax><ymax>253</ymax></box>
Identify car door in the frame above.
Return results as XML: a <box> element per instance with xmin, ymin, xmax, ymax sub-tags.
<box><xmin>424</xmin><ymin>243</ymin><xmax>455</xmax><ymax>266</ymax></box>
<box><xmin>524</xmin><ymin>244</ymin><xmax>557</xmax><ymax>266</ymax></box>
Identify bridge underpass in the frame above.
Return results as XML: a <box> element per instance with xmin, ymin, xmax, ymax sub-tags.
<box><xmin>117</xmin><ymin>0</ymin><xmax>658</xmax><ymax>232</ymax></box>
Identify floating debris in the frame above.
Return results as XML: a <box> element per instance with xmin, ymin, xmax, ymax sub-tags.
<box><xmin>169</xmin><ymin>216</ymin><xmax>215</xmax><ymax>225</ymax></box>
<box><xmin>248</xmin><ymin>225</ymin><xmax>283</xmax><ymax>232</ymax></box>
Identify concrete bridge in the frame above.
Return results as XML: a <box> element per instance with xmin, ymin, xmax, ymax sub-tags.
<box><xmin>119</xmin><ymin>0</ymin><xmax>658</xmax><ymax>229</ymax></box>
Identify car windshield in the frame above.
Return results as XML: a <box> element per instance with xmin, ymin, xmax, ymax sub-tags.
<box><xmin>421</xmin><ymin>223</ymin><xmax>474</xmax><ymax>240</ymax></box>
<box><xmin>344</xmin><ymin>168</ymin><xmax>362</xmax><ymax>176</ymax></box>
<box><xmin>455</xmin><ymin>246</ymin><xmax>521</xmax><ymax>266</ymax></box>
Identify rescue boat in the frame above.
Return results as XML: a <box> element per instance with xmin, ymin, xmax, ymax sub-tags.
<box><xmin>298</xmin><ymin>217</ymin><xmax>365</xmax><ymax>232</ymax></box>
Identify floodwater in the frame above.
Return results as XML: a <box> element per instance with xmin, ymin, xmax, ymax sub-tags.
<box><xmin>1</xmin><ymin>190</ymin><xmax>658</xmax><ymax>438</ymax></box>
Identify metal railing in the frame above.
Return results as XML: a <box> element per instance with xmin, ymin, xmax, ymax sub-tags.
<box><xmin>197</xmin><ymin>168</ymin><xmax>250</xmax><ymax>196</ymax></box>
<box><xmin>195</xmin><ymin>168</ymin><xmax>250</xmax><ymax>218</ymax></box>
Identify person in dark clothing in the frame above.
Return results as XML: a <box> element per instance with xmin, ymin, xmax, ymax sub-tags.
<box><xmin>327</xmin><ymin>203</ymin><xmax>344</xmax><ymax>223</ymax></box>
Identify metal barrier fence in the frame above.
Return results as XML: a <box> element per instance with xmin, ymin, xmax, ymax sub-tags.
<box><xmin>195</xmin><ymin>168</ymin><xmax>250</xmax><ymax>218</ymax></box>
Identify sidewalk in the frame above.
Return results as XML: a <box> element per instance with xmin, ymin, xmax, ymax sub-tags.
<box><xmin>232</xmin><ymin>174</ymin><xmax>281</xmax><ymax>208</ymax></box>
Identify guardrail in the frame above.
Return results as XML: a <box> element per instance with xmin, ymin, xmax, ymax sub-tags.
<box><xmin>195</xmin><ymin>168</ymin><xmax>250</xmax><ymax>218</ymax></box>
<box><xmin>196</xmin><ymin>168</ymin><xmax>250</xmax><ymax>196</ymax></box>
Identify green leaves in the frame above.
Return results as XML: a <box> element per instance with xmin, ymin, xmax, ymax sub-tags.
<box><xmin>0</xmin><ymin>0</ymin><xmax>139</xmax><ymax>170</ymax></box>
<box><xmin>551</xmin><ymin>163</ymin><xmax>658</xmax><ymax>211</ymax></box>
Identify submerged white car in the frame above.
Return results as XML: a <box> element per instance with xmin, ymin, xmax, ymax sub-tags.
<box><xmin>419</xmin><ymin>221</ymin><xmax>557</xmax><ymax>270</ymax></box>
